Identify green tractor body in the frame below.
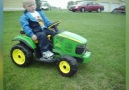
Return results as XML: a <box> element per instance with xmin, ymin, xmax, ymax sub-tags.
<box><xmin>12</xmin><ymin>31</ymin><xmax>91</xmax><ymax>63</ymax></box>
<box><xmin>10</xmin><ymin>21</ymin><xmax>91</xmax><ymax>77</ymax></box>
<box><xmin>53</xmin><ymin>31</ymin><xmax>91</xmax><ymax>63</ymax></box>
<box><xmin>12</xmin><ymin>34</ymin><xmax>36</xmax><ymax>49</ymax></box>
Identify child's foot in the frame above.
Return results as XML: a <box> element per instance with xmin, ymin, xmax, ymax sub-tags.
<box><xmin>42</xmin><ymin>50</ymin><xmax>54</xmax><ymax>59</ymax></box>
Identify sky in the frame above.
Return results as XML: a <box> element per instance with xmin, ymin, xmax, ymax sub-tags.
<box><xmin>46</xmin><ymin>0</ymin><xmax>77</xmax><ymax>9</ymax></box>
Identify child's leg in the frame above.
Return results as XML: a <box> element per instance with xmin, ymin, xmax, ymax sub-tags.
<box><xmin>35</xmin><ymin>32</ymin><xmax>49</xmax><ymax>53</ymax></box>
<box><xmin>44</xmin><ymin>28</ymin><xmax>56</xmax><ymax>42</ymax></box>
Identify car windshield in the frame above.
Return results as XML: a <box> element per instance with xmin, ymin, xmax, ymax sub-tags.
<box><xmin>77</xmin><ymin>1</ymin><xmax>99</xmax><ymax>6</ymax></box>
<box><xmin>119</xmin><ymin>6</ymin><xmax>125</xmax><ymax>8</ymax></box>
<box><xmin>77</xmin><ymin>2</ymin><xmax>87</xmax><ymax>6</ymax></box>
<box><xmin>93</xmin><ymin>2</ymin><xmax>99</xmax><ymax>5</ymax></box>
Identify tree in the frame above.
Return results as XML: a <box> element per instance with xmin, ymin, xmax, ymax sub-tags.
<box><xmin>67</xmin><ymin>1</ymin><xmax>76</xmax><ymax>9</ymax></box>
<box><xmin>35</xmin><ymin>0</ymin><xmax>41</xmax><ymax>9</ymax></box>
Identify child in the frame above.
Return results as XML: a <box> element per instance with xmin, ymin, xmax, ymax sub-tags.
<box><xmin>20</xmin><ymin>0</ymin><xmax>55</xmax><ymax>59</ymax></box>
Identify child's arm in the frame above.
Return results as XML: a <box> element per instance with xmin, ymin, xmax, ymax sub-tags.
<box><xmin>20</xmin><ymin>15</ymin><xmax>34</xmax><ymax>37</ymax></box>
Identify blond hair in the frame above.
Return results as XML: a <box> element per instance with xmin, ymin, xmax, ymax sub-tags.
<box><xmin>22</xmin><ymin>0</ymin><xmax>35</xmax><ymax>6</ymax></box>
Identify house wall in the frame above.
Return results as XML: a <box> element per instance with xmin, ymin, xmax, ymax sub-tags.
<box><xmin>4</xmin><ymin>0</ymin><xmax>24</xmax><ymax>11</ymax></box>
<box><xmin>98</xmin><ymin>0</ymin><xmax>125</xmax><ymax>11</ymax></box>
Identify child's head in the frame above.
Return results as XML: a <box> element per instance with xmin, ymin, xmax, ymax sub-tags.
<box><xmin>22</xmin><ymin>0</ymin><xmax>36</xmax><ymax>12</ymax></box>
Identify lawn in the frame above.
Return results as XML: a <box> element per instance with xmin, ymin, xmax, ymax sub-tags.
<box><xmin>3</xmin><ymin>11</ymin><xmax>126</xmax><ymax>90</ymax></box>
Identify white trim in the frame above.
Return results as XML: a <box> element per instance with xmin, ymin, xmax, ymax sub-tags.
<box><xmin>3</xmin><ymin>8</ymin><xmax>24</xmax><ymax>11</ymax></box>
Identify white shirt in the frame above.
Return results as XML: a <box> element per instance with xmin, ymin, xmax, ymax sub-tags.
<box><xmin>30</xmin><ymin>11</ymin><xmax>44</xmax><ymax>28</ymax></box>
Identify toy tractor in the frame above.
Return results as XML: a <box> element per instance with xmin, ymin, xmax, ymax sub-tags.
<box><xmin>10</xmin><ymin>21</ymin><xmax>91</xmax><ymax>77</ymax></box>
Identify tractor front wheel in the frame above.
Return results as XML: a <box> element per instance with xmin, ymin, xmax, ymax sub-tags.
<box><xmin>10</xmin><ymin>43</ymin><xmax>33</xmax><ymax>67</ymax></box>
<box><xmin>57</xmin><ymin>55</ymin><xmax>78</xmax><ymax>77</ymax></box>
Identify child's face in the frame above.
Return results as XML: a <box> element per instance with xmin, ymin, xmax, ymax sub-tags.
<box><xmin>23</xmin><ymin>0</ymin><xmax>36</xmax><ymax>13</ymax></box>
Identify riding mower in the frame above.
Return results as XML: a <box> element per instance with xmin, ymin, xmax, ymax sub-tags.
<box><xmin>10</xmin><ymin>21</ymin><xmax>91</xmax><ymax>77</ymax></box>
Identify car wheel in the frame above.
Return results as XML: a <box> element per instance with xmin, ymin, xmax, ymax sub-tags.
<box><xmin>80</xmin><ymin>8</ymin><xmax>85</xmax><ymax>12</ymax></box>
<box><xmin>97</xmin><ymin>8</ymin><xmax>101</xmax><ymax>12</ymax></box>
<box><xmin>10</xmin><ymin>43</ymin><xmax>33</xmax><ymax>67</ymax></box>
<box><xmin>111</xmin><ymin>10</ymin><xmax>118</xmax><ymax>14</ymax></box>
<box><xmin>57</xmin><ymin>55</ymin><xmax>78</xmax><ymax>77</ymax></box>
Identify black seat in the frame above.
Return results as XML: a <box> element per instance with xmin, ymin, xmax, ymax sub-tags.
<box><xmin>20</xmin><ymin>30</ymin><xmax>25</xmax><ymax>34</ymax></box>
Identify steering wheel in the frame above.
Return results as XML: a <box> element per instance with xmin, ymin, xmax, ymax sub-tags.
<box><xmin>48</xmin><ymin>21</ymin><xmax>61</xmax><ymax>30</ymax></box>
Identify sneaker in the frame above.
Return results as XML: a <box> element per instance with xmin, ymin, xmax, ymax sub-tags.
<box><xmin>47</xmin><ymin>50</ymin><xmax>54</xmax><ymax>56</ymax></box>
<box><xmin>42</xmin><ymin>50</ymin><xmax>54</xmax><ymax>59</ymax></box>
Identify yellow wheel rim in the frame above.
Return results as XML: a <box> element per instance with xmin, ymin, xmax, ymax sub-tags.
<box><xmin>59</xmin><ymin>61</ymin><xmax>70</xmax><ymax>73</ymax></box>
<box><xmin>12</xmin><ymin>49</ymin><xmax>25</xmax><ymax>65</ymax></box>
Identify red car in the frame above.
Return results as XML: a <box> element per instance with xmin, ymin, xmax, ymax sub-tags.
<box><xmin>111</xmin><ymin>5</ymin><xmax>126</xmax><ymax>14</ymax></box>
<box><xmin>71</xmin><ymin>1</ymin><xmax>104</xmax><ymax>12</ymax></box>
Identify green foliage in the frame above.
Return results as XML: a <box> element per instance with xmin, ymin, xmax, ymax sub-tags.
<box><xmin>67</xmin><ymin>1</ymin><xmax>76</xmax><ymax>9</ymax></box>
<box><xmin>3</xmin><ymin>11</ymin><xmax>125</xmax><ymax>90</ymax></box>
<box><xmin>35</xmin><ymin>0</ymin><xmax>41</xmax><ymax>9</ymax></box>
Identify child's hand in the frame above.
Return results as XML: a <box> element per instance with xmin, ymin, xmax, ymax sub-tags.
<box><xmin>31</xmin><ymin>35</ymin><xmax>37</xmax><ymax>41</ymax></box>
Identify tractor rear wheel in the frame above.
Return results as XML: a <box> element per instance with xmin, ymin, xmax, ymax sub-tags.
<box><xmin>10</xmin><ymin>43</ymin><xmax>33</xmax><ymax>67</ymax></box>
<box><xmin>57</xmin><ymin>55</ymin><xmax>78</xmax><ymax>77</ymax></box>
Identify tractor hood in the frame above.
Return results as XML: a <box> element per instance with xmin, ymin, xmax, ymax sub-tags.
<box><xmin>58</xmin><ymin>31</ymin><xmax>87</xmax><ymax>44</ymax></box>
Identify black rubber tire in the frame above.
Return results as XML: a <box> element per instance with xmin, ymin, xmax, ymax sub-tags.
<box><xmin>80</xmin><ymin>8</ymin><xmax>85</xmax><ymax>12</ymax></box>
<box><xmin>97</xmin><ymin>8</ymin><xmax>101</xmax><ymax>12</ymax></box>
<box><xmin>111</xmin><ymin>10</ymin><xmax>118</xmax><ymax>14</ymax></box>
<box><xmin>10</xmin><ymin>43</ymin><xmax>33</xmax><ymax>67</ymax></box>
<box><xmin>57</xmin><ymin>55</ymin><xmax>78</xmax><ymax>77</ymax></box>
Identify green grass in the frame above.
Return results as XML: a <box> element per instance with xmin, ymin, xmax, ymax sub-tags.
<box><xmin>4</xmin><ymin>11</ymin><xmax>126</xmax><ymax>90</ymax></box>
